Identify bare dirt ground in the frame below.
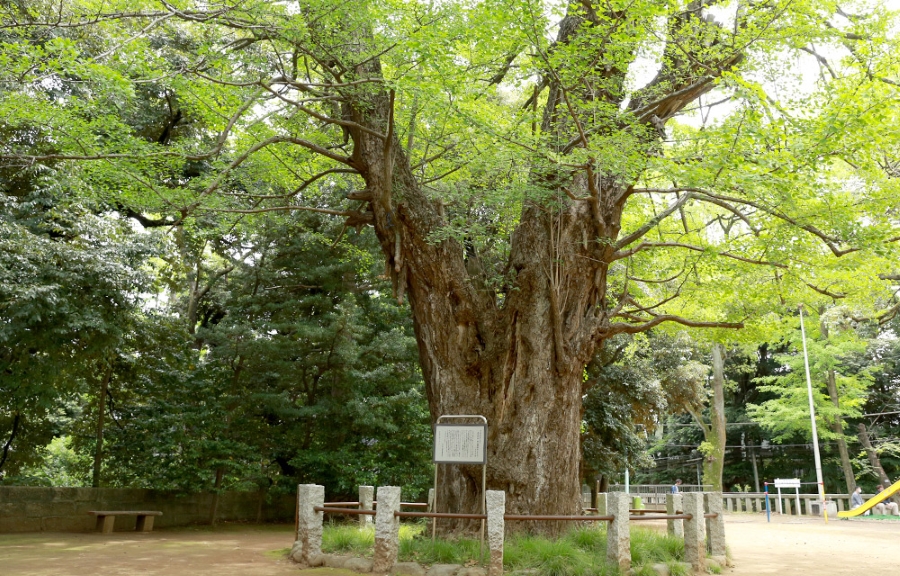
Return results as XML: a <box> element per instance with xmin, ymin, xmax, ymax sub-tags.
<box><xmin>1</xmin><ymin>515</ymin><xmax>898</xmax><ymax>576</ymax></box>
<box><xmin>723</xmin><ymin>513</ymin><xmax>900</xmax><ymax>575</ymax></box>
<box><xmin>0</xmin><ymin>523</ymin><xmax>301</xmax><ymax>576</ymax></box>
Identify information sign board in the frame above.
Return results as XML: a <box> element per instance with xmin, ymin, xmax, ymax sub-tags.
<box><xmin>774</xmin><ymin>478</ymin><xmax>801</xmax><ymax>488</ymax></box>
<box><xmin>433</xmin><ymin>424</ymin><xmax>487</xmax><ymax>464</ymax></box>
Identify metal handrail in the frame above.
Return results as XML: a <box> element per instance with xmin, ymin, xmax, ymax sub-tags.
<box><xmin>504</xmin><ymin>514</ymin><xmax>614</xmax><ymax>522</ymax></box>
<box><xmin>315</xmin><ymin>506</ymin><xmax>376</xmax><ymax>516</ymax></box>
<box><xmin>315</xmin><ymin>506</ymin><xmax>715</xmax><ymax>523</ymax></box>
<box><xmin>396</xmin><ymin>511</ymin><xmax>486</xmax><ymax>520</ymax></box>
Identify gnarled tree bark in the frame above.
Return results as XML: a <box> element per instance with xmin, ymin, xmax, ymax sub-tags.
<box><xmin>337</xmin><ymin>2</ymin><xmax>746</xmax><ymax>528</ymax></box>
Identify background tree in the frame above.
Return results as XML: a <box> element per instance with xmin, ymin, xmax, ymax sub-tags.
<box><xmin>0</xmin><ymin>188</ymin><xmax>150</xmax><ymax>479</ymax></box>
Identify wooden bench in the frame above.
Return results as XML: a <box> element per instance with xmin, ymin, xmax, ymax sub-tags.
<box><xmin>87</xmin><ymin>510</ymin><xmax>163</xmax><ymax>534</ymax></box>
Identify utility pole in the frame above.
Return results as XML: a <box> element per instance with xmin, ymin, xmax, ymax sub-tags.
<box><xmin>799</xmin><ymin>305</ymin><xmax>828</xmax><ymax>522</ymax></box>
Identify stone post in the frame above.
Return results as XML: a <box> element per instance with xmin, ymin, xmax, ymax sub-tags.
<box><xmin>359</xmin><ymin>485</ymin><xmax>375</xmax><ymax>528</ymax></box>
<box><xmin>427</xmin><ymin>488</ymin><xmax>435</xmax><ymax>513</ymax></box>
<box><xmin>373</xmin><ymin>486</ymin><xmax>401</xmax><ymax>573</ymax></box>
<box><xmin>682</xmin><ymin>492</ymin><xmax>706</xmax><ymax>573</ymax></box>
<box><xmin>666</xmin><ymin>493</ymin><xmax>683</xmax><ymax>538</ymax></box>
<box><xmin>595</xmin><ymin>492</ymin><xmax>607</xmax><ymax>516</ymax></box>
<box><xmin>295</xmin><ymin>484</ymin><xmax>324</xmax><ymax>565</ymax></box>
<box><xmin>486</xmin><ymin>490</ymin><xmax>505</xmax><ymax>576</ymax></box>
<box><xmin>606</xmin><ymin>492</ymin><xmax>630</xmax><ymax>573</ymax></box>
<box><xmin>705</xmin><ymin>492</ymin><xmax>726</xmax><ymax>561</ymax></box>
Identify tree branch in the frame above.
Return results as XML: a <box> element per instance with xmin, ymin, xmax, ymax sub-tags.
<box><xmin>607</xmin><ymin>315</ymin><xmax>744</xmax><ymax>335</ymax></box>
<box><xmin>614</xmin><ymin>192</ymin><xmax>694</xmax><ymax>250</ymax></box>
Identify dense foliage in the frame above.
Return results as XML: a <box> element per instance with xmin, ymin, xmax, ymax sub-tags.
<box><xmin>1</xmin><ymin>182</ymin><xmax>433</xmax><ymax>498</ymax></box>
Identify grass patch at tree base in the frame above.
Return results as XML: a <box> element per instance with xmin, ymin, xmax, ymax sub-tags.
<box><xmin>321</xmin><ymin>522</ymin><xmax>684</xmax><ymax>575</ymax></box>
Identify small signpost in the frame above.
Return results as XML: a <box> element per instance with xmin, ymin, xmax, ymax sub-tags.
<box><xmin>773</xmin><ymin>478</ymin><xmax>801</xmax><ymax>515</ymax></box>
<box><xmin>431</xmin><ymin>415</ymin><xmax>488</xmax><ymax>554</ymax></box>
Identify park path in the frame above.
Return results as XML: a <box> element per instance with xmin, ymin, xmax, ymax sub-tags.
<box><xmin>723</xmin><ymin>513</ymin><xmax>900</xmax><ymax>575</ymax></box>
<box><xmin>0</xmin><ymin>524</ymin><xmax>301</xmax><ymax>576</ymax></box>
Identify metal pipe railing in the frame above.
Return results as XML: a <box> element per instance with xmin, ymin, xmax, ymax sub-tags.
<box><xmin>315</xmin><ymin>506</ymin><xmax>376</xmax><ymax>516</ymax></box>
<box><xmin>314</xmin><ymin>505</ymin><xmax>715</xmax><ymax>525</ymax></box>
<box><xmin>503</xmin><ymin>514</ymin><xmax>614</xmax><ymax>522</ymax></box>
<box><xmin>395</xmin><ymin>511</ymin><xmax>486</xmax><ymax>520</ymax></box>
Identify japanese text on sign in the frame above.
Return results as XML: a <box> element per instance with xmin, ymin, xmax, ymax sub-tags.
<box><xmin>433</xmin><ymin>424</ymin><xmax>487</xmax><ymax>464</ymax></box>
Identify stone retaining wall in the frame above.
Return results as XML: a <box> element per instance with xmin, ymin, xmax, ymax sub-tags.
<box><xmin>0</xmin><ymin>487</ymin><xmax>295</xmax><ymax>533</ymax></box>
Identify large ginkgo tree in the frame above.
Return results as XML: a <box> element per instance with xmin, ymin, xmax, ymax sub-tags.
<box><xmin>2</xmin><ymin>0</ymin><xmax>900</xmax><ymax>524</ymax></box>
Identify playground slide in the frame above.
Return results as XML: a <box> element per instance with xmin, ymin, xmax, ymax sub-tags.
<box><xmin>837</xmin><ymin>478</ymin><xmax>900</xmax><ymax>518</ymax></box>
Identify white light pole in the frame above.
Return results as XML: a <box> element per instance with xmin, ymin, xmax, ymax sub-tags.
<box><xmin>799</xmin><ymin>305</ymin><xmax>828</xmax><ymax>522</ymax></box>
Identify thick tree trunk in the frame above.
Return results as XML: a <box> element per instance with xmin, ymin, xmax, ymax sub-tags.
<box><xmin>350</xmin><ymin>79</ymin><xmax>590</xmax><ymax>530</ymax></box>
<box><xmin>340</xmin><ymin>1</ymin><xmax>742</xmax><ymax>528</ymax></box>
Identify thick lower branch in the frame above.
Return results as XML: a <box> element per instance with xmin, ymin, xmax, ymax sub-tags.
<box><xmin>607</xmin><ymin>315</ymin><xmax>743</xmax><ymax>335</ymax></box>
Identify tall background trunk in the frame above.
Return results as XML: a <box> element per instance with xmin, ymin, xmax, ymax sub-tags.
<box><xmin>858</xmin><ymin>423</ymin><xmax>889</xmax><ymax>485</ymax></box>
<box><xmin>825</xmin><ymin>369</ymin><xmax>856</xmax><ymax>495</ymax></box>
<box><xmin>209</xmin><ymin>467</ymin><xmax>224</xmax><ymax>526</ymax></box>
<box><xmin>91</xmin><ymin>363</ymin><xmax>113</xmax><ymax>488</ymax></box>
<box><xmin>702</xmin><ymin>344</ymin><xmax>727</xmax><ymax>491</ymax></box>
<box><xmin>821</xmin><ymin>322</ymin><xmax>856</xmax><ymax>495</ymax></box>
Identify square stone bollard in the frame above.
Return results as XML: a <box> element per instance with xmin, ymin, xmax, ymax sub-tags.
<box><xmin>595</xmin><ymin>492</ymin><xmax>607</xmax><ymax>516</ymax></box>
<box><xmin>295</xmin><ymin>484</ymin><xmax>325</xmax><ymax>565</ymax></box>
<box><xmin>373</xmin><ymin>486</ymin><xmax>401</xmax><ymax>573</ymax></box>
<box><xmin>427</xmin><ymin>488</ymin><xmax>435</xmax><ymax>513</ymax></box>
<box><xmin>606</xmin><ymin>492</ymin><xmax>630</xmax><ymax>573</ymax></box>
<box><xmin>704</xmin><ymin>492</ymin><xmax>726</xmax><ymax>559</ymax></box>
<box><xmin>666</xmin><ymin>493</ymin><xmax>683</xmax><ymax>538</ymax></box>
<box><xmin>682</xmin><ymin>492</ymin><xmax>706</xmax><ymax>573</ymax></box>
<box><xmin>486</xmin><ymin>490</ymin><xmax>505</xmax><ymax>576</ymax></box>
<box><xmin>360</xmin><ymin>485</ymin><xmax>375</xmax><ymax>528</ymax></box>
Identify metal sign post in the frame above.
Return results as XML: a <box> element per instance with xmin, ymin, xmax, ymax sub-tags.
<box><xmin>774</xmin><ymin>478</ymin><xmax>801</xmax><ymax>515</ymax></box>
<box><xmin>432</xmin><ymin>415</ymin><xmax>488</xmax><ymax>559</ymax></box>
